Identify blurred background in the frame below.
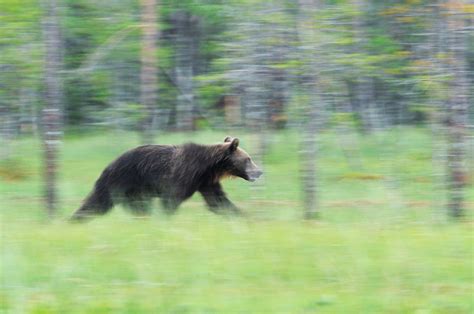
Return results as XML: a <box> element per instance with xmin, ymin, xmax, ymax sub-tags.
<box><xmin>1</xmin><ymin>0</ymin><xmax>473</xmax><ymax>313</ymax></box>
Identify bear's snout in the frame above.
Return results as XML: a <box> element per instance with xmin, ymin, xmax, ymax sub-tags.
<box><xmin>248</xmin><ymin>169</ymin><xmax>263</xmax><ymax>182</ymax></box>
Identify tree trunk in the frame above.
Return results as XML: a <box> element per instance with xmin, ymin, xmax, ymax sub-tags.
<box><xmin>353</xmin><ymin>0</ymin><xmax>378</xmax><ymax>133</ymax></box>
<box><xmin>172</xmin><ymin>11</ymin><xmax>198</xmax><ymax>131</ymax></box>
<box><xmin>428</xmin><ymin>1</ymin><xmax>448</xmax><ymax>220</ymax></box>
<box><xmin>0</xmin><ymin>108</ymin><xmax>14</xmax><ymax>161</ymax></box>
<box><xmin>444</xmin><ymin>0</ymin><xmax>469</xmax><ymax>219</ymax></box>
<box><xmin>140</xmin><ymin>0</ymin><xmax>159</xmax><ymax>143</ymax></box>
<box><xmin>297</xmin><ymin>0</ymin><xmax>321</xmax><ymax>219</ymax></box>
<box><xmin>41</xmin><ymin>0</ymin><xmax>63</xmax><ymax>218</ymax></box>
<box><xmin>300</xmin><ymin>100</ymin><xmax>319</xmax><ymax>220</ymax></box>
<box><xmin>246</xmin><ymin>83</ymin><xmax>268</xmax><ymax>209</ymax></box>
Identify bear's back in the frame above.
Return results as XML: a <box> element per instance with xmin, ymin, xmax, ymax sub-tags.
<box><xmin>100</xmin><ymin>145</ymin><xmax>176</xmax><ymax>189</ymax></box>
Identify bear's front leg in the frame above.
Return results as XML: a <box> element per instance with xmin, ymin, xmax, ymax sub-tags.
<box><xmin>199</xmin><ymin>183</ymin><xmax>242</xmax><ymax>216</ymax></box>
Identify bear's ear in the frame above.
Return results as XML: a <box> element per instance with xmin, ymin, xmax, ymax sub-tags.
<box><xmin>224</xmin><ymin>136</ymin><xmax>233</xmax><ymax>143</ymax></box>
<box><xmin>228</xmin><ymin>138</ymin><xmax>239</xmax><ymax>152</ymax></box>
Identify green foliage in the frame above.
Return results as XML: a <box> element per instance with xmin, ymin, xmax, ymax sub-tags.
<box><xmin>330</xmin><ymin>112</ymin><xmax>358</xmax><ymax>127</ymax></box>
<box><xmin>61</xmin><ymin>0</ymin><xmax>140</xmax><ymax>124</ymax></box>
<box><xmin>3</xmin><ymin>0</ymin><xmax>471</xmax><ymax>129</ymax></box>
<box><xmin>0</xmin><ymin>0</ymin><xmax>42</xmax><ymax>112</ymax></box>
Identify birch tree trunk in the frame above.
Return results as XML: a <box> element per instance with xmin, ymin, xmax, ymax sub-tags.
<box><xmin>41</xmin><ymin>0</ymin><xmax>63</xmax><ymax>218</ymax></box>
<box><xmin>140</xmin><ymin>0</ymin><xmax>159</xmax><ymax>143</ymax></box>
<box><xmin>444</xmin><ymin>0</ymin><xmax>470</xmax><ymax>219</ymax></box>
<box><xmin>353</xmin><ymin>0</ymin><xmax>378</xmax><ymax>133</ymax></box>
<box><xmin>0</xmin><ymin>109</ymin><xmax>14</xmax><ymax>161</ymax></box>
<box><xmin>172</xmin><ymin>11</ymin><xmax>198</xmax><ymax>131</ymax></box>
<box><xmin>297</xmin><ymin>0</ymin><xmax>321</xmax><ymax>219</ymax></box>
<box><xmin>427</xmin><ymin>2</ymin><xmax>448</xmax><ymax>220</ymax></box>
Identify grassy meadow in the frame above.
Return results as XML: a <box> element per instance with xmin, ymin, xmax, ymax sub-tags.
<box><xmin>1</xmin><ymin>128</ymin><xmax>473</xmax><ymax>313</ymax></box>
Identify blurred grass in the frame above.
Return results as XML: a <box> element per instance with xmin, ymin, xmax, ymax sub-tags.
<box><xmin>1</xmin><ymin>128</ymin><xmax>473</xmax><ymax>313</ymax></box>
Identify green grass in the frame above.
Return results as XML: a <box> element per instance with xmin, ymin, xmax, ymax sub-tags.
<box><xmin>1</xmin><ymin>128</ymin><xmax>473</xmax><ymax>313</ymax></box>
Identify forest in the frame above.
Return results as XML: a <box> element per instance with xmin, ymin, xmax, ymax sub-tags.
<box><xmin>1</xmin><ymin>0</ymin><xmax>473</xmax><ymax>313</ymax></box>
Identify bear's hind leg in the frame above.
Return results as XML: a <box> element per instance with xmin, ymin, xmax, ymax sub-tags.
<box><xmin>70</xmin><ymin>188</ymin><xmax>113</xmax><ymax>222</ymax></box>
<box><xmin>124</xmin><ymin>194</ymin><xmax>153</xmax><ymax>217</ymax></box>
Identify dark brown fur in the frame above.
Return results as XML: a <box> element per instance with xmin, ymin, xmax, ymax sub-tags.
<box><xmin>71</xmin><ymin>137</ymin><xmax>262</xmax><ymax>221</ymax></box>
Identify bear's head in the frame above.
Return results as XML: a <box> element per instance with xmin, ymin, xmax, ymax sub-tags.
<box><xmin>223</xmin><ymin>137</ymin><xmax>263</xmax><ymax>182</ymax></box>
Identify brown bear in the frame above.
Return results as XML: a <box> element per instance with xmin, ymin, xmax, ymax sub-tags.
<box><xmin>70</xmin><ymin>137</ymin><xmax>262</xmax><ymax>221</ymax></box>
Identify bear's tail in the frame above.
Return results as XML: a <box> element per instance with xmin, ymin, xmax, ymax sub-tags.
<box><xmin>70</xmin><ymin>186</ymin><xmax>113</xmax><ymax>222</ymax></box>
